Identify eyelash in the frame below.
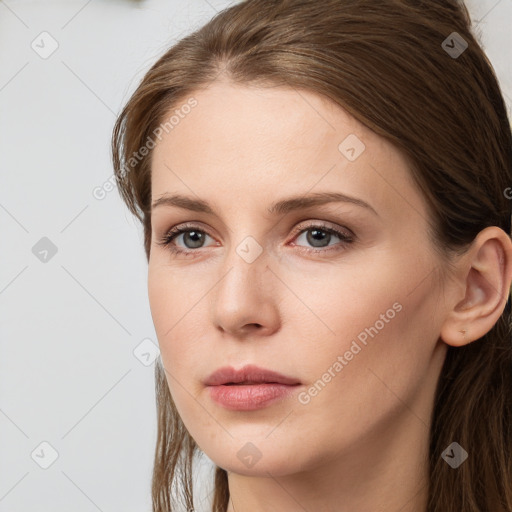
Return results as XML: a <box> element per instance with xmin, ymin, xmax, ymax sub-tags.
<box><xmin>156</xmin><ymin>222</ymin><xmax>354</xmax><ymax>258</ymax></box>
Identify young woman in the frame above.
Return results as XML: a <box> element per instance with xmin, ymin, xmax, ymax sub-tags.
<box><xmin>111</xmin><ymin>1</ymin><xmax>512</xmax><ymax>510</ymax></box>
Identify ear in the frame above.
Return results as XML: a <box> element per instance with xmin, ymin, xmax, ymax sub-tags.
<box><xmin>440</xmin><ymin>226</ymin><xmax>512</xmax><ymax>347</ymax></box>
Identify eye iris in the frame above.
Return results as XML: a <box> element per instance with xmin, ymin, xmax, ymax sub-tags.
<box><xmin>183</xmin><ymin>231</ymin><xmax>204</xmax><ymax>249</ymax></box>
<box><xmin>307</xmin><ymin>228</ymin><xmax>330</xmax><ymax>248</ymax></box>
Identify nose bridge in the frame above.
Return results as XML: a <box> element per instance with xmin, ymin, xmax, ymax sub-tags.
<box><xmin>219</xmin><ymin>234</ymin><xmax>270</xmax><ymax>304</ymax></box>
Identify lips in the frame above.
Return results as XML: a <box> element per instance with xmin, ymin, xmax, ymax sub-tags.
<box><xmin>204</xmin><ymin>364</ymin><xmax>302</xmax><ymax>411</ymax></box>
<box><xmin>203</xmin><ymin>364</ymin><xmax>301</xmax><ymax>386</ymax></box>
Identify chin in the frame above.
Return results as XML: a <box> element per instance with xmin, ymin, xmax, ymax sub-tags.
<box><xmin>202</xmin><ymin>437</ymin><xmax>310</xmax><ymax>478</ymax></box>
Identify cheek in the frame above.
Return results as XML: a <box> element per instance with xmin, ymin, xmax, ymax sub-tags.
<box><xmin>288</xmin><ymin>253</ymin><xmax>434</xmax><ymax>374</ymax></box>
<box><xmin>276</xmin><ymin>258</ymin><xmax>407</xmax><ymax>356</ymax></box>
<box><xmin>147</xmin><ymin>267</ymin><xmax>189</xmax><ymax>374</ymax></box>
<box><xmin>147</xmin><ymin>265</ymin><xmax>210</xmax><ymax>401</ymax></box>
<box><xmin>290</xmin><ymin>247</ymin><xmax>436</xmax><ymax>350</ymax></box>
<box><xmin>147</xmin><ymin>263</ymin><xmax>195</xmax><ymax>339</ymax></box>
<box><xmin>289</xmin><ymin>264</ymin><xmax>440</xmax><ymax>435</ymax></box>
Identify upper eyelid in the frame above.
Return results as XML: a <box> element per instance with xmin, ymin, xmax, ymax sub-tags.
<box><xmin>165</xmin><ymin>219</ymin><xmax>351</xmax><ymax>233</ymax></box>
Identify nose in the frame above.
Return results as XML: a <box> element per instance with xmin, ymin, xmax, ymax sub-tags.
<box><xmin>211</xmin><ymin>243</ymin><xmax>281</xmax><ymax>338</ymax></box>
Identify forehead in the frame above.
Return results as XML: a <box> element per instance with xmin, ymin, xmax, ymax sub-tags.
<box><xmin>152</xmin><ymin>79</ymin><xmax>364</xmax><ymax>165</ymax></box>
<box><xmin>150</xmin><ymin>79</ymin><xmax>424</xmax><ymax>222</ymax></box>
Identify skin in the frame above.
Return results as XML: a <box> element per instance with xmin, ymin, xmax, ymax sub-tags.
<box><xmin>148</xmin><ymin>79</ymin><xmax>512</xmax><ymax>512</ymax></box>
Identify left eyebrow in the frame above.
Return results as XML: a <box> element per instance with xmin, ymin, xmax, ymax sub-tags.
<box><xmin>151</xmin><ymin>191</ymin><xmax>378</xmax><ymax>217</ymax></box>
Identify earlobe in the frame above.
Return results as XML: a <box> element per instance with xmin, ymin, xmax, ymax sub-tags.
<box><xmin>439</xmin><ymin>227</ymin><xmax>512</xmax><ymax>348</ymax></box>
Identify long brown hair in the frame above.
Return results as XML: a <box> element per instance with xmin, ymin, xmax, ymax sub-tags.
<box><xmin>111</xmin><ymin>1</ymin><xmax>512</xmax><ymax>510</ymax></box>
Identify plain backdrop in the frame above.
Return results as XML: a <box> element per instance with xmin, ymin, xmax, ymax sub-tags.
<box><xmin>0</xmin><ymin>1</ymin><xmax>510</xmax><ymax>511</ymax></box>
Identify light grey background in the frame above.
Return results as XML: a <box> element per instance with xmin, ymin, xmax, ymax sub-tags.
<box><xmin>0</xmin><ymin>1</ymin><xmax>510</xmax><ymax>511</ymax></box>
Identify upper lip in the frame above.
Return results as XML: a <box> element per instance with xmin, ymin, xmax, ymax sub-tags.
<box><xmin>203</xmin><ymin>364</ymin><xmax>301</xmax><ymax>386</ymax></box>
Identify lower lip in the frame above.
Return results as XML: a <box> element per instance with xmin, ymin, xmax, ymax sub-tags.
<box><xmin>207</xmin><ymin>383</ymin><xmax>300</xmax><ymax>410</ymax></box>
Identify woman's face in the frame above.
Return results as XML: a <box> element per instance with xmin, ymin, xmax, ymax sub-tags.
<box><xmin>148</xmin><ymin>79</ymin><xmax>450</xmax><ymax>477</ymax></box>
